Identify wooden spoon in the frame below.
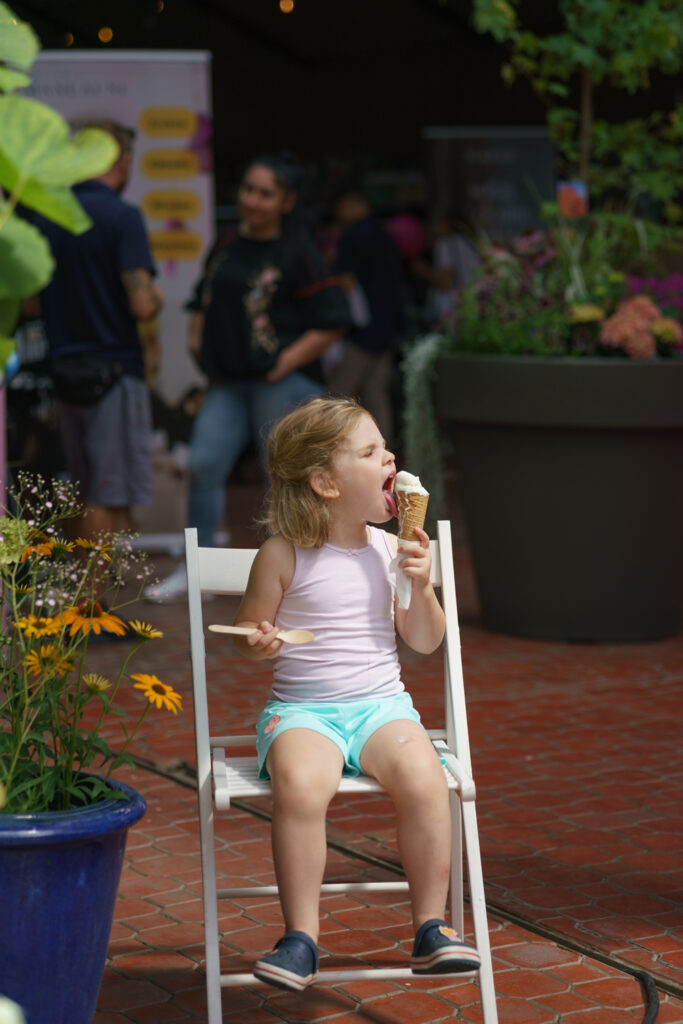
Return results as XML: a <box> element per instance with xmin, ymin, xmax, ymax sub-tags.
<box><xmin>208</xmin><ymin>624</ymin><xmax>314</xmax><ymax>645</ymax></box>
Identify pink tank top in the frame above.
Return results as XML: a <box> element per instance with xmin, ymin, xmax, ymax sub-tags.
<box><xmin>272</xmin><ymin>526</ymin><xmax>404</xmax><ymax>703</ymax></box>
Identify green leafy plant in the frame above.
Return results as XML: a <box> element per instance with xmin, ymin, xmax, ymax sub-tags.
<box><xmin>471</xmin><ymin>0</ymin><xmax>683</xmax><ymax>215</ymax></box>
<box><xmin>0</xmin><ymin>473</ymin><xmax>182</xmax><ymax>814</ymax></box>
<box><xmin>0</xmin><ymin>2</ymin><xmax>118</xmax><ymax>373</ymax></box>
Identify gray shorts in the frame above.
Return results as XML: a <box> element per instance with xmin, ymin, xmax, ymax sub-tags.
<box><xmin>57</xmin><ymin>375</ymin><xmax>153</xmax><ymax>508</ymax></box>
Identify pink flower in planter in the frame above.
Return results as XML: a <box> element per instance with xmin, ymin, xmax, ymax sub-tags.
<box><xmin>600</xmin><ymin>295</ymin><xmax>664</xmax><ymax>359</ymax></box>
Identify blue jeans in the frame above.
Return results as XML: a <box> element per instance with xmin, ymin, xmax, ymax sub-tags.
<box><xmin>188</xmin><ymin>373</ymin><xmax>322</xmax><ymax>546</ymax></box>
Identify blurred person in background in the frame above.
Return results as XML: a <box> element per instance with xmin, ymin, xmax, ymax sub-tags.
<box><xmin>145</xmin><ymin>152</ymin><xmax>352</xmax><ymax>602</ymax></box>
<box><xmin>29</xmin><ymin>119</ymin><xmax>163</xmax><ymax>541</ymax></box>
<box><xmin>411</xmin><ymin>213</ymin><xmax>480</xmax><ymax>327</ymax></box>
<box><xmin>326</xmin><ymin>186</ymin><xmax>404</xmax><ymax>446</ymax></box>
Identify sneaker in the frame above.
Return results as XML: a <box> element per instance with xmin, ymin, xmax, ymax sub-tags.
<box><xmin>143</xmin><ymin>563</ymin><xmax>187</xmax><ymax>602</ymax></box>
<box><xmin>411</xmin><ymin>919</ymin><xmax>481</xmax><ymax>975</ymax></box>
<box><xmin>253</xmin><ymin>931</ymin><xmax>319</xmax><ymax>991</ymax></box>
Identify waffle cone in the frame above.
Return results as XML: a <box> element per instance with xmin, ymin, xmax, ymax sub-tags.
<box><xmin>397</xmin><ymin>491</ymin><xmax>429</xmax><ymax>541</ymax></box>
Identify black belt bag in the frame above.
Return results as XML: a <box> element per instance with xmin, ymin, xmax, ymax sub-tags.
<box><xmin>51</xmin><ymin>352</ymin><xmax>124</xmax><ymax>406</ymax></box>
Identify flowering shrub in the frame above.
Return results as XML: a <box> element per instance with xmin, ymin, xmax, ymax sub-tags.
<box><xmin>0</xmin><ymin>473</ymin><xmax>182</xmax><ymax>814</ymax></box>
<box><xmin>600</xmin><ymin>294</ymin><xmax>683</xmax><ymax>359</ymax></box>
<box><xmin>444</xmin><ymin>220</ymin><xmax>683</xmax><ymax>360</ymax></box>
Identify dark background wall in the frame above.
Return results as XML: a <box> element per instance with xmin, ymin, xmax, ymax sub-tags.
<box><xmin>11</xmin><ymin>0</ymin><xmax>681</xmax><ymax>208</ymax></box>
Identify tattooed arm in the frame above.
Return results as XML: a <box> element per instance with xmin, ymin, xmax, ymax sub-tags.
<box><xmin>121</xmin><ymin>268</ymin><xmax>164</xmax><ymax>321</ymax></box>
<box><xmin>187</xmin><ymin>310</ymin><xmax>204</xmax><ymax>364</ymax></box>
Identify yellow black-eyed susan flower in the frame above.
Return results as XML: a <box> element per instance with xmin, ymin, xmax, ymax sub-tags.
<box><xmin>128</xmin><ymin>620</ymin><xmax>164</xmax><ymax>640</ymax></box>
<box><xmin>83</xmin><ymin>673</ymin><xmax>111</xmax><ymax>692</ymax></box>
<box><xmin>61</xmin><ymin>602</ymin><xmax>127</xmax><ymax>637</ymax></box>
<box><xmin>51</xmin><ymin>538</ymin><xmax>75</xmax><ymax>557</ymax></box>
<box><xmin>74</xmin><ymin>537</ymin><xmax>112</xmax><ymax>561</ymax></box>
<box><xmin>14</xmin><ymin>614</ymin><xmax>62</xmax><ymax>638</ymax></box>
<box><xmin>24</xmin><ymin>644</ymin><xmax>74</xmax><ymax>677</ymax></box>
<box><xmin>131</xmin><ymin>673</ymin><xmax>182</xmax><ymax>714</ymax></box>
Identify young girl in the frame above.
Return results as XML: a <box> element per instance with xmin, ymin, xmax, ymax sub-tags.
<box><xmin>233</xmin><ymin>396</ymin><xmax>481</xmax><ymax>991</ymax></box>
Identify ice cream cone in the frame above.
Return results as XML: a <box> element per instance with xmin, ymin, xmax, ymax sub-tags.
<box><xmin>397</xmin><ymin>490</ymin><xmax>429</xmax><ymax>541</ymax></box>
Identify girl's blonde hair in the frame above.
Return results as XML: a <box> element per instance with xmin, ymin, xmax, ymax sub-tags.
<box><xmin>265</xmin><ymin>396</ymin><xmax>367</xmax><ymax>547</ymax></box>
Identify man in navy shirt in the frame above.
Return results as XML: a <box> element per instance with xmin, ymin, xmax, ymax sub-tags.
<box><xmin>34</xmin><ymin>120</ymin><xmax>163</xmax><ymax>539</ymax></box>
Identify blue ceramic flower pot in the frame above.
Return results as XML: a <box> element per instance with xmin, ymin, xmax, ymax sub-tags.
<box><xmin>0</xmin><ymin>777</ymin><xmax>146</xmax><ymax>1024</ymax></box>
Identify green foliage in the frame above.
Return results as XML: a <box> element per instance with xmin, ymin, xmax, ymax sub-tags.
<box><xmin>0</xmin><ymin>212</ymin><xmax>54</xmax><ymax>302</ymax></box>
<box><xmin>471</xmin><ymin>0</ymin><xmax>683</xmax><ymax>208</ymax></box>
<box><xmin>0</xmin><ymin>2</ymin><xmax>118</xmax><ymax>370</ymax></box>
<box><xmin>0</xmin><ymin>0</ymin><xmax>38</xmax><ymax>92</ymax></box>
<box><xmin>473</xmin><ymin>0</ymin><xmax>683</xmax><ymax>90</ymax></box>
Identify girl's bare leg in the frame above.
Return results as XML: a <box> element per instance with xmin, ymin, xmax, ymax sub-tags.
<box><xmin>266</xmin><ymin>729</ymin><xmax>344</xmax><ymax>941</ymax></box>
<box><xmin>360</xmin><ymin>720</ymin><xmax>451</xmax><ymax>930</ymax></box>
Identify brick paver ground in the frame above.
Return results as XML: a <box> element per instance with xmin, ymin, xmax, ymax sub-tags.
<box><xmin>87</xmin><ymin>472</ymin><xmax>683</xmax><ymax>1023</ymax></box>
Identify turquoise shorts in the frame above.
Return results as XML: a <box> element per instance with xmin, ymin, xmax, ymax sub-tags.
<box><xmin>255</xmin><ymin>691</ymin><xmax>422</xmax><ymax>780</ymax></box>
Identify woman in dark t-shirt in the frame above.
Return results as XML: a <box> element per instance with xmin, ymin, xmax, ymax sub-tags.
<box><xmin>146</xmin><ymin>153</ymin><xmax>352</xmax><ymax>601</ymax></box>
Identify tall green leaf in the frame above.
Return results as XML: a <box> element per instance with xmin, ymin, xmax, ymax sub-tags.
<box><xmin>0</xmin><ymin>209</ymin><xmax>55</xmax><ymax>298</ymax></box>
<box><xmin>0</xmin><ymin>66</ymin><xmax>31</xmax><ymax>92</ymax></box>
<box><xmin>0</xmin><ymin>336</ymin><xmax>17</xmax><ymax>373</ymax></box>
<box><xmin>0</xmin><ymin>0</ymin><xmax>39</xmax><ymax>74</ymax></box>
<box><xmin>0</xmin><ymin>296</ymin><xmax>20</xmax><ymax>334</ymax></box>
<box><xmin>0</xmin><ymin>95</ymin><xmax>119</xmax><ymax>191</ymax></box>
<box><xmin>13</xmin><ymin>178</ymin><xmax>93</xmax><ymax>233</ymax></box>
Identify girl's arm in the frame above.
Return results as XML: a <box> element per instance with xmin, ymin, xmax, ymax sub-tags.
<box><xmin>265</xmin><ymin>327</ymin><xmax>346</xmax><ymax>383</ymax></box>
<box><xmin>393</xmin><ymin>528</ymin><xmax>446</xmax><ymax>654</ymax></box>
<box><xmin>232</xmin><ymin>535</ymin><xmax>295</xmax><ymax>660</ymax></box>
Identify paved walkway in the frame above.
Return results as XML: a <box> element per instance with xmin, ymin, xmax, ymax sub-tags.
<box><xmin>88</xmin><ymin>474</ymin><xmax>683</xmax><ymax>1023</ymax></box>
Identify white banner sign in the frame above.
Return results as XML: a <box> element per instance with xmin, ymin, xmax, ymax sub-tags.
<box><xmin>25</xmin><ymin>50</ymin><xmax>214</xmax><ymax>404</ymax></box>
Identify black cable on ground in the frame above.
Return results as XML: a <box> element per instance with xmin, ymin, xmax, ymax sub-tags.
<box><xmin>133</xmin><ymin>757</ymin><xmax>667</xmax><ymax>1023</ymax></box>
<box><xmin>625</xmin><ymin>967</ymin><xmax>659</xmax><ymax>1024</ymax></box>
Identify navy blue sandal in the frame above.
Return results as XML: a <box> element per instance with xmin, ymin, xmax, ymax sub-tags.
<box><xmin>254</xmin><ymin>930</ymin><xmax>319</xmax><ymax>991</ymax></box>
<box><xmin>411</xmin><ymin>918</ymin><xmax>481</xmax><ymax>974</ymax></box>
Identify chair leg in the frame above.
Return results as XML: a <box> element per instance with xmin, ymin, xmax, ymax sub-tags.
<box><xmin>449</xmin><ymin>790</ymin><xmax>465</xmax><ymax>939</ymax></box>
<box><xmin>198</xmin><ymin>783</ymin><xmax>223</xmax><ymax>1024</ymax></box>
<box><xmin>462</xmin><ymin>801</ymin><xmax>498</xmax><ymax>1024</ymax></box>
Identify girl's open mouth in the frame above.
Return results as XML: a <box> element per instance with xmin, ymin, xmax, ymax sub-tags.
<box><xmin>382</xmin><ymin>472</ymin><xmax>397</xmax><ymax>517</ymax></box>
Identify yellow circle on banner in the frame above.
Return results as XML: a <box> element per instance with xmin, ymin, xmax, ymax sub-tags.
<box><xmin>141</xmin><ymin>149</ymin><xmax>200</xmax><ymax>179</ymax></box>
<box><xmin>139</xmin><ymin>107</ymin><xmax>198</xmax><ymax>138</ymax></box>
<box><xmin>149</xmin><ymin>228</ymin><xmax>203</xmax><ymax>260</ymax></box>
<box><xmin>142</xmin><ymin>190</ymin><xmax>202</xmax><ymax>219</ymax></box>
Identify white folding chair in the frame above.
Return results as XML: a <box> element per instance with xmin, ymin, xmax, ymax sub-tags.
<box><xmin>186</xmin><ymin>521</ymin><xmax>498</xmax><ymax>1023</ymax></box>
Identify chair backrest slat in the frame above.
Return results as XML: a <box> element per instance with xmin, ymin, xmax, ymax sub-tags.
<box><xmin>195</xmin><ymin>539</ymin><xmax>441</xmax><ymax>595</ymax></box>
<box><xmin>197</xmin><ymin>546</ymin><xmax>257</xmax><ymax>594</ymax></box>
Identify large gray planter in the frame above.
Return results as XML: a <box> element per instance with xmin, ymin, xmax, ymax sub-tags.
<box><xmin>434</xmin><ymin>353</ymin><xmax>683</xmax><ymax>641</ymax></box>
